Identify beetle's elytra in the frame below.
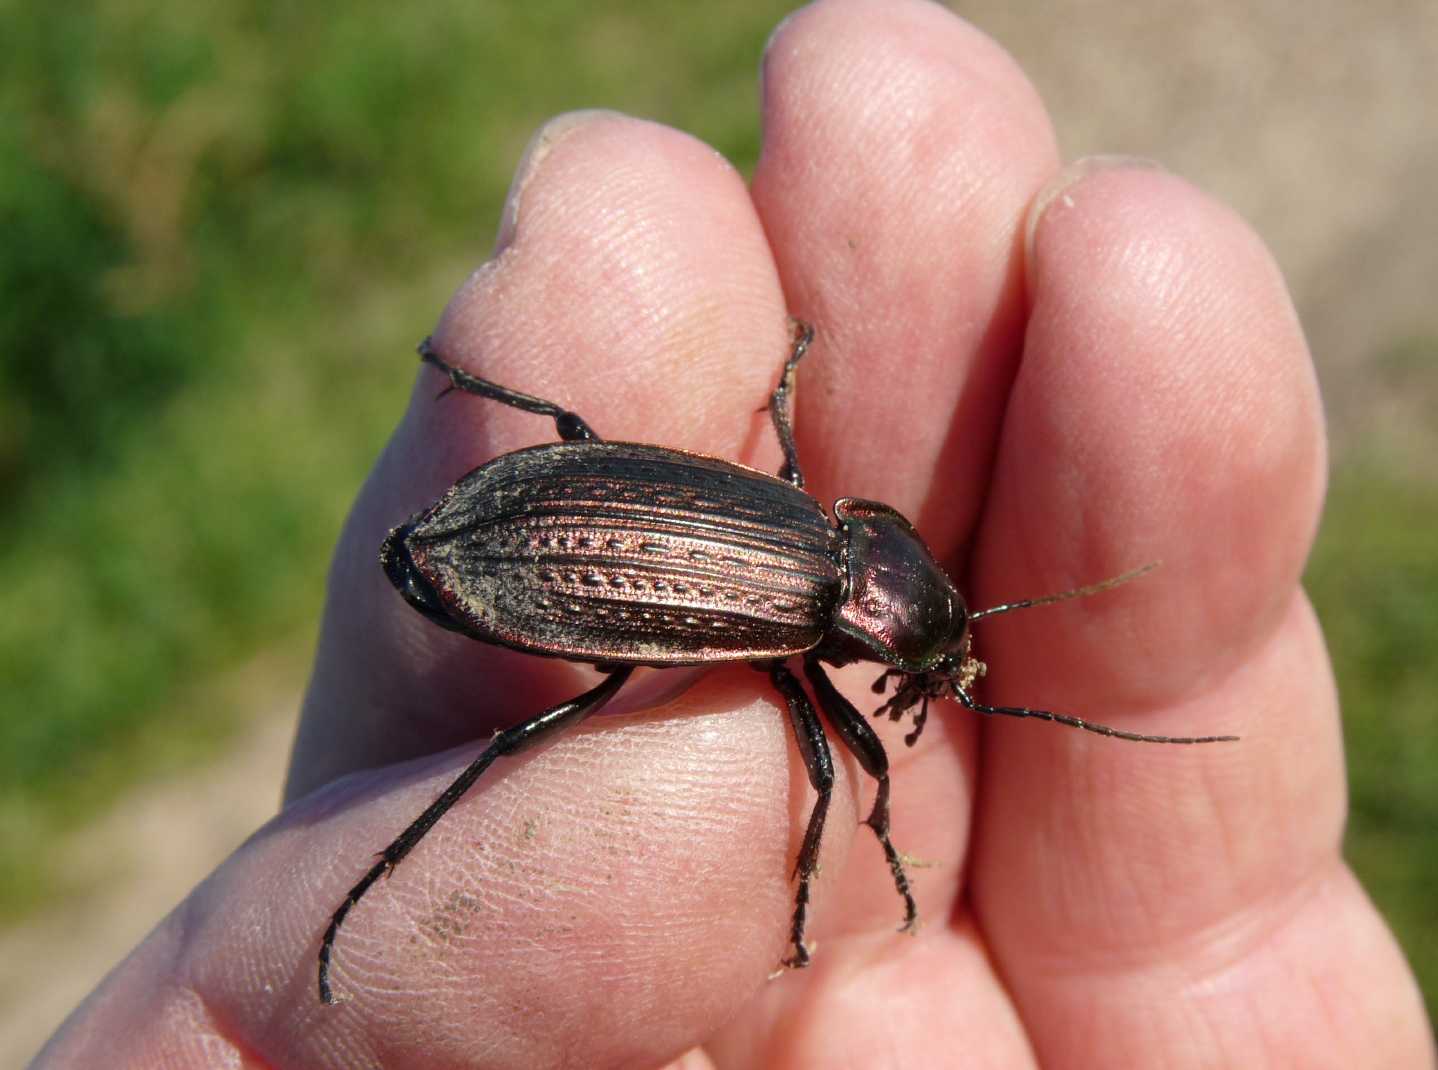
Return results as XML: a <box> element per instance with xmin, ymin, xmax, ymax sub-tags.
<box><xmin>385</xmin><ymin>441</ymin><xmax>843</xmax><ymax>664</ymax></box>
<box><xmin>317</xmin><ymin>321</ymin><xmax>1237</xmax><ymax>1005</ymax></box>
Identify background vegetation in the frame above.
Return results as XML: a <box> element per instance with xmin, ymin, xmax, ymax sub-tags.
<box><xmin>2</xmin><ymin>0</ymin><xmax>1432</xmax><ymax>1023</ymax></box>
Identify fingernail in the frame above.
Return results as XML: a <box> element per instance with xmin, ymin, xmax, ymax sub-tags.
<box><xmin>495</xmin><ymin>109</ymin><xmax>623</xmax><ymax>252</ymax></box>
<box><xmin>433</xmin><ymin>111</ymin><xmax>623</xmax><ymax>359</ymax></box>
<box><xmin>1024</xmin><ymin>155</ymin><xmax>1166</xmax><ymax>292</ymax></box>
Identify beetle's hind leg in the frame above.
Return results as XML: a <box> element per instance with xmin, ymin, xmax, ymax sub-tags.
<box><xmin>417</xmin><ymin>336</ymin><xmax>599</xmax><ymax>442</ymax></box>
<box><xmin>766</xmin><ymin>320</ymin><xmax>815</xmax><ymax>489</ymax></box>
<box><xmin>804</xmin><ymin>655</ymin><xmax>918</xmax><ymax>934</ymax></box>
<box><xmin>318</xmin><ymin>666</ymin><xmax>634</xmax><ymax>1005</ymax></box>
<box><xmin>766</xmin><ymin>658</ymin><xmax>834</xmax><ymax>968</ymax></box>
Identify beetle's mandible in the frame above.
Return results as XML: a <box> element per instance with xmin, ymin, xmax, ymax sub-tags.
<box><xmin>316</xmin><ymin>321</ymin><xmax>1237</xmax><ymax>1004</ymax></box>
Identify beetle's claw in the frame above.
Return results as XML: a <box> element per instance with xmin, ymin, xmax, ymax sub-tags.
<box><xmin>781</xmin><ymin>941</ymin><xmax>814</xmax><ymax>970</ymax></box>
<box><xmin>871</xmin><ymin>668</ymin><xmax>902</xmax><ymax>694</ymax></box>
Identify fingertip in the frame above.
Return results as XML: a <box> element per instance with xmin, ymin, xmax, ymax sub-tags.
<box><xmin>492</xmin><ymin>108</ymin><xmax>630</xmax><ymax>253</ymax></box>
<box><xmin>980</xmin><ymin>162</ymin><xmax>1326</xmax><ymax>707</ymax></box>
<box><xmin>295</xmin><ymin>111</ymin><xmax>795</xmax><ymax>793</ymax></box>
<box><xmin>754</xmin><ymin>0</ymin><xmax>1059</xmax><ymax>529</ymax></box>
<box><xmin>1023</xmin><ymin>154</ymin><xmax>1167</xmax><ymax>294</ymax></box>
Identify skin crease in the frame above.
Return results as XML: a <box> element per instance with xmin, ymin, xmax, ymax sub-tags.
<box><xmin>34</xmin><ymin>1</ymin><xmax>1434</xmax><ymax>1068</ymax></box>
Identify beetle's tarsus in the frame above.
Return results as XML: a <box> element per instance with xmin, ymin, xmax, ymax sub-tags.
<box><xmin>767</xmin><ymin>320</ymin><xmax>815</xmax><ymax>489</ymax></box>
<box><xmin>871</xmin><ymin>667</ymin><xmax>906</xmax><ymax>695</ymax></box>
<box><xmin>415</xmin><ymin>335</ymin><xmax>602</xmax><ymax>443</ymax></box>
<box><xmin>782</xmin><ymin>940</ymin><xmax>814</xmax><ymax>969</ymax></box>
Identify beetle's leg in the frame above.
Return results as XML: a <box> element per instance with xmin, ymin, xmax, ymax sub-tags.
<box><xmin>766</xmin><ymin>320</ymin><xmax>815</xmax><ymax>489</ymax></box>
<box><xmin>906</xmin><ymin>695</ymin><xmax>930</xmax><ymax>749</ymax></box>
<box><xmin>766</xmin><ymin>658</ymin><xmax>833</xmax><ymax>968</ymax></box>
<box><xmin>318</xmin><ymin>666</ymin><xmax>634</xmax><ymax>1005</ymax></box>
<box><xmin>417</xmin><ymin>336</ymin><xmax>599</xmax><ymax>442</ymax></box>
<box><xmin>803</xmin><ymin>654</ymin><xmax>918</xmax><ymax>934</ymax></box>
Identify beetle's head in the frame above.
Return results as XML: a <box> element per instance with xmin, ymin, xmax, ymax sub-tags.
<box><xmin>380</xmin><ymin>522</ymin><xmax>468</xmax><ymax>633</ymax></box>
<box><xmin>870</xmin><ymin>631</ymin><xmax>987</xmax><ymax>749</ymax></box>
<box><xmin>870</xmin><ymin>562</ymin><xmax>1162</xmax><ymax>747</ymax></box>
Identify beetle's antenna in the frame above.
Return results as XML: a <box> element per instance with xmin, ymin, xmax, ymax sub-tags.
<box><xmin>958</xmin><ymin>564</ymin><xmax>1234</xmax><ymax>743</ymax></box>
<box><xmin>969</xmin><ymin>562</ymin><xmax>1159</xmax><ymax>621</ymax></box>
<box><xmin>952</xmin><ymin>685</ymin><xmax>1238</xmax><ymax>744</ymax></box>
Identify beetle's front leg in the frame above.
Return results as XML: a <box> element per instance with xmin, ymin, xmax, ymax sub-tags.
<box><xmin>765</xmin><ymin>658</ymin><xmax>833</xmax><ymax>968</ymax></box>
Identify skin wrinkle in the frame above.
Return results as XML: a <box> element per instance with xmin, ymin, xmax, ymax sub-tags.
<box><xmin>1171</xmin><ymin>866</ymin><xmax>1393</xmax><ymax>1067</ymax></box>
<box><xmin>1290</xmin><ymin>922</ymin><xmax>1354</xmax><ymax>1057</ymax></box>
<box><xmin>751</xmin><ymin>921</ymin><xmax>1036</xmax><ymax>1069</ymax></box>
<box><xmin>990</xmin><ymin>593</ymin><xmax>1342</xmax><ymax>967</ymax></box>
<box><xmin>1024</xmin><ymin>852</ymin><xmax>1343</xmax><ymax>998</ymax></box>
<box><xmin>1034</xmin><ymin>888</ymin><xmax>1329</xmax><ymax>1069</ymax></box>
<box><xmin>183</xmin><ymin>986</ymin><xmax>269</xmax><ymax>1070</ymax></box>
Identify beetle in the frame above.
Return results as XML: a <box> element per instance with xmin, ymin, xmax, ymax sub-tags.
<box><xmin>317</xmin><ymin>321</ymin><xmax>1237</xmax><ymax>1004</ymax></box>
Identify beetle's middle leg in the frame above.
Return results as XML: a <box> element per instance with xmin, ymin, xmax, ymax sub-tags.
<box><xmin>417</xmin><ymin>336</ymin><xmax>599</xmax><ymax>442</ymax></box>
<box><xmin>804</xmin><ymin>654</ymin><xmax>918</xmax><ymax>934</ymax></box>
<box><xmin>318</xmin><ymin>665</ymin><xmax>634</xmax><ymax>1004</ymax></box>
<box><xmin>766</xmin><ymin>320</ymin><xmax>815</xmax><ymax>489</ymax></box>
<box><xmin>766</xmin><ymin>658</ymin><xmax>833</xmax><ymax>968</ymax></box>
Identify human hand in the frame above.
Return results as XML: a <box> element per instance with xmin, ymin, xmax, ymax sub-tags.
<box><xmin>37</xmin><ymin>1</ymin><xmax>1433</xmax><ymax>1067</ymax></box>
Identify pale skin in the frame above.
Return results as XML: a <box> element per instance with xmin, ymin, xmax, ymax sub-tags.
<box><xmin>36</xmin><ymin>1</ymin><xmax>1434</xmax><ymax>1067</ymax></box>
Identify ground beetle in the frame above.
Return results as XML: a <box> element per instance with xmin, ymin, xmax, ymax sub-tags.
<box><xmin>317</xmin><ymin>322</ymin><xmax>1237</xmax><ymax>1004</ymax></box>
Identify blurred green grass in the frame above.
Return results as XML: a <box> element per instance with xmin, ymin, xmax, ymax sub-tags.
<box><xmin>0</xmin><ymin>0</ymin><xmax>795</xmax><ymax>913</ymax></box>
<box><xmin>1309</xmin><ymin>453</ymin><xmax>1438</xmax><ymax>1015</ymax></box>
<box><xmin>0</xmin><ymin>0</ymin><xmax>1433</xmax><ymax>1023</ymax></box>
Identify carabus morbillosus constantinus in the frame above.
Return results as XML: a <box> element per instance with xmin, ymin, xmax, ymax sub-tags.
<box><xmin>317</xmin><ymin>321</ymin><xmax>1237</xmax><ymax>1004</ymax></box>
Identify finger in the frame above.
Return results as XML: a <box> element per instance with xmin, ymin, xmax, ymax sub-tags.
<box><xmin>970</xmin><ymin>165</ymin><xmax>1429</xmax><ymax>1065</ymax></box>
<box><xmin>289</xmin><ymin>111</ymin><xmax>794</xmax><ymax>799</ymax></box>
<box><xmin>260</xmin><ymin>114</ymin><xmax>873</xmax><ymax>1066</ymax></box>
<box><xmin>706</xmin><ymin>916</ymin><xmax>1034</xmax><ymax>1069</ymax></box>
<box><xmin>752</xmin><ymin>0</ymin><xmax>1061</xmax><ymax>913</ymax></box>
<box><xmin>752</xmin><ymin>0</ymin><xmax>1059</xmax><ymax>547</ymax></box>
<box><xmin>714</xmin><ymin>0</ymin><xmax>1062</xmax><ymax>1063</ymax></box>
<box><xmin>36</xmin><ymin>671</ymin><xmax>862</xmax><ymax>1070</ymax></box>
